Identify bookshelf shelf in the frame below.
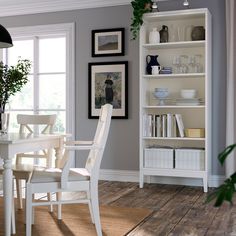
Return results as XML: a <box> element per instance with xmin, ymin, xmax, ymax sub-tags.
<box><xmin>142</xmin><ymin>137</ymin><xmax>205</xmax><ymax>141</ymax></box>
<box><xmin>142</xmin><ymin>40</ymin><xmax>205</xmax><ymax>50</ymax></box>
<box><xmin>143</xmin><ymin>105</ymin><xmax>206</xmax><ymax>109</ymax></box>
<box><xmin>142</xmin><ymin>73</ymin><xmax>205</xmax><ymax>79</ymax></box>
<box><xmin>139</xmin><ymin>9</ymin><xmax>212</xmax><ymax>192</ymax></box>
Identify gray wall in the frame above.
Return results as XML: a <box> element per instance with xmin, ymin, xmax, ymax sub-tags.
<box><xmin>0</xmin><ymin>0</ymin><xmax>226</xmax><ymax>175</ymax></box>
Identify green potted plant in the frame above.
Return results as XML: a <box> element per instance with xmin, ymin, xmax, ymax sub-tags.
<box><xmin>131</xmin><ymin>0</ymin><xmax>153</xmax><ymax>40</ymax></box>
<box><xmin>0</xmin><ymin>59</ymin><xmax>31</xmax><ymax>132</ymax></box>
<box><xmin>207</xmin><ymin>143</ymin><xmax>236</xmax><ymax>206</ymax></box>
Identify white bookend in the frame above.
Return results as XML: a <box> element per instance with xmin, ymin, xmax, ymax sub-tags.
<box><xmin>175</xmin><ymin>114</ymin><xmax>185</xmax><ymax>137</ymax></box>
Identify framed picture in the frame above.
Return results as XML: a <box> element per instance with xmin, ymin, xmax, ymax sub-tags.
<box><xmin>92</xmin><ymin>28</ymin><xmax>125</xmax><ymax>57</ymax></box>
<box><xmin>88</xmin><ymin>61</ymin><xmax>128</xmax><ymax>119</ymax></box>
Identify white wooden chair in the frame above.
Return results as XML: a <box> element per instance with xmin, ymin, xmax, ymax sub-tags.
<box><xmin>0</xmin><ymin>114</ymin><xmax>57</xmax><ymax>233</ymax></box>
<box><xmin>25</xmin><ymin>104</ymin><xmax>113</xmax><ymax>236</ymax></box>
<box><xmin>15</xmin><ymin>114</ymin><xmax>57</xmax><ymax>210</ymax></box>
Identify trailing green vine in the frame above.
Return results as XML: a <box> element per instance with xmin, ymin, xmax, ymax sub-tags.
<box><xmin>131</xmin><ymin>0</ymin><xmax>152</xmax><ymax>40</ymax></box>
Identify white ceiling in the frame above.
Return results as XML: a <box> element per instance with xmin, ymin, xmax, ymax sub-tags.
<box><xmin>0</xmin><ymin>0</ymin><xmax>131</xmax><ymax>17</ymax></box>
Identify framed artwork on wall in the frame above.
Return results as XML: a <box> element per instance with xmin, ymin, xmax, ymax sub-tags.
<box><xmin>88</xmin><ymin>61</ymin><xmax>128</xmax><ymax>119</ymax></box>
<box><xmin>91</xmin><ymin>28</ymin><xmax>125</xmax><ymax>57</ymax></box>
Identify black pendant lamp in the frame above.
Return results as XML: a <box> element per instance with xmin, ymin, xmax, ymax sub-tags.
<box><xmin>0</xmin><ymin>24</ymin><xmax>13</xmax><ymax>48</ymax></box>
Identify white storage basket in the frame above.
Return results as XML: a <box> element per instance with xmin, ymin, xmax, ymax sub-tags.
<box><xmin>175</xmin><ymin>148</ymin><xmax>205</xmax><ymax>170</ymax></box>
<box><xmin>144</xmin><ymin>148</ymin><xmax>173</xmax><ymax>169</ymax></box>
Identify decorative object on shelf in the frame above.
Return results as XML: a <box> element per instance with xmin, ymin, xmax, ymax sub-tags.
<box><xmin>0</xmin><ymin>24</ymin><xmax>13</xmax><ymax>48</ymax></box>
<box><xmin>0</xmin><ymin>59</ymin><xmax>31</xmax><ymax>133</ymax></box>
<box><xmin>149</xmin><ymin>28</ymin><xmax>160</xmax><ymax>44</ymax></box>
<box><xmin>191</xmin><ymin>26</ymin><xmax>205</xmax><ymax>41</ymax></box>
<box><xmin>184</xmin><ymin>25</ymin><xmax>194</xmax><ymax>41</ymax></box>
<box><xmin>0</xmin><ymin>113</ymin><xmax>9</xmax><ymax>134</ymax></box>
<box><xmin>183</xmin><ymin>0</ymin><xmax>190</xmax><ymax>8</ymax></box>
<box><xmin>130</xmin><ymin>0</ymin><xmax>152</xmax><ymax>40</ymax></box>
<box><xmin>159</xmin><ymin>66</ymin><xmax>172</xmax><ymax>74</ymax></box>
<box><xmin>185</xmin><ymin>128</ymin><xmax>205</xmax><ymax>138</ymax></box>
<box><xmin>207</xmin><ymin>143</ymin><xmax>236</xmax><ymax>206</ymax></box>
<box><xmin>153</xmin><ymin>88</ymin><xmax>169</xmax><ymax>105</ymax></box>
<box><xmin>151</xmin><ymin>65</ymin><xmax>161</xmax><ymax>75</ymax></box>
<box><xmin>159</xmin><ymin>25</ymin><xmax>169</xmax><ymax>43</ymax></box>
<box><xmin>88</xmin><ymin>61</ymin><xmax>128</xmax><ymax>119</ymax></box>
<box><xmin>151</xmin><ymin>0</ymin><xmax>159</xmax><ymax>12</ymax></box>
<box><xmin>180</xmin><ymin>89</ymin><xmax>197</xmax><ymax>99</ymax></box>
<box><xmin>146</xmin><ymin>55</ymin><xmax>160</xmax><ymax>74</ymax></box>
<box><xmin>176</xmin><ymin>98</ymin><xmax>202</xmax><ymax>106</ymax></box>
<box><xmin>169</xmin><ymin>24</ymin><xmax>178</xmax><ymax>42</ymax></box>
<box><xmin>92</xmin><ymin>28</ymin><xmax>125</xmax><ymax>57</ymax></box>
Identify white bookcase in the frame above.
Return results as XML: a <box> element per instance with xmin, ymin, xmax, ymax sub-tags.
<box><xmin>139</xmin><ymin>8</ymin><xmax>212</xmax><ymax>192</ymax></box>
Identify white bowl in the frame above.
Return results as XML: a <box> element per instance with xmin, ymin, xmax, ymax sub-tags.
<box><xmin>180</xmin><ymin>89</ymin><xmax>197</xmax><ymax>99</ymax></box>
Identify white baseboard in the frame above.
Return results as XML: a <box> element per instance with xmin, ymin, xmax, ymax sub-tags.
<box><xmin>99</xmin><ymin>169</ymin><xmax>225</xmax><ymax>188</ymax></box>
<box><xmin>0</xmin><ymin>170</ymin><xmax>225</xmax><ymax>191</ymax></box>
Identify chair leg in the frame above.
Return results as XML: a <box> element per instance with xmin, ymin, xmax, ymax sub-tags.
<box><xmin>47</xmin><ymin>193</ymin><xmax>53</xmax><ymax>212</ymax></box>
<box><xmin>26</xmin><ymin>183</ymin><xmax>32</xmax><ymax>236</ymax></box>
<box><xmin>57</xmin><ymin>192</ymin><xmax>62</xmax><ymax>220</ymax></box>
<box><xmin>16</xmin><ymin>178</ymin><xmax>23</xmax><ymax>209</ymax></box>
<box><xmin>90</xmin><ymin>188</ymin><xmax>102</xmax><ymax>236</ymax></box>
<box><xmin>87</xmin><ymin>191</ymin><xmax>94</xmax><ymax>224</ymax></box>
<box><xmin>11</xmin><ymin>179</ymin><xmax>16</xmax><ymax>234</ymax></box>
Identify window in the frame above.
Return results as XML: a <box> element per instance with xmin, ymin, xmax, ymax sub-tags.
<box><xmin>3</xmin><ymin>23</ymin><xmax>75</xmax><ymax>136</ymax></box>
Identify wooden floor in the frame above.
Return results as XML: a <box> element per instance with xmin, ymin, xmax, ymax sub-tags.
<box><xmin>98</xmin><ymin>181</ymin><xmax>236</xmax><ymax>236</ymax></box>
<box><xmin>1</xmin><ymin>180</ymin><xmax>235</xmax><ymax>235</ymax></box>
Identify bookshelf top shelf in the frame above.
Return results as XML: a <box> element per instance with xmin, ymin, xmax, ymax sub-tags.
<box><xmin>143</xmin><ymin>73</ymin><xmax>205</xmax><ymax>79</ymax></box>
<box><xmin>142</xmin><ymin>41</ymin><xmax>205</xmax><ymax>49</ymax></box>
<box><xmin>143</xmin><ymin>105</ymin><xmax>205</xmax><ymax>109</ymax></box>
<box><xmin>143</xmin><ymin>137</ymin><xmax>205</xmax><ymax>141</ymax></box>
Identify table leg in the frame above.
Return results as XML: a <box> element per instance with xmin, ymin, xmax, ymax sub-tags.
<box><xmin>3</xmin><ymin>159</ymin><xmax>13</xmax><ymax>236</ymax></box>
<box><xmin>54</xmin><ymin>137</ymin><xmax>64</xmax><ymax>168</ymax></box>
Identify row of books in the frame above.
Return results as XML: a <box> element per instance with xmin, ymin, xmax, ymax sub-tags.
<box><xmin>143</xmin><ymin>113</ymin><xmax>185</xmax><ymax>138</ymax></box>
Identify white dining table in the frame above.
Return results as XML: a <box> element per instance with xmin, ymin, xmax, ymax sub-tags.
<box><xmin>0</xmin><ymin>133</ymin><xmax>65</xmax><ymax>236</ymax></box>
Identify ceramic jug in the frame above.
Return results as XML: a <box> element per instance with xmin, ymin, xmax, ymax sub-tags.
<box><xmin>149</xmin><ymin>28</ymin><xmax>160</xmax><ymax>44</ymax></box>
<box><xmin>152</xmin><ymin>65</ymin><xmax>161</xmax><ymax>75</ymax></box>
<box><xmin>191</xmin><ymin>26</ymin><xmax>205</xmax><ymax>41</ymax></box>
<box><xmin>146</xmin><ymin>55</ymin><xmax>160</xmax><ymax>75</ymax></box>
<box><xmin>159</xmin><ymin>25</ymin><xmax>169</xmax><ymax>43</ymax></box>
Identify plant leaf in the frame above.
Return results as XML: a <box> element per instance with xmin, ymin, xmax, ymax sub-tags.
<box><xmin>218</xmin><ymin>143</ymin><xmax>236</xmax><ymax>165</ymax></box>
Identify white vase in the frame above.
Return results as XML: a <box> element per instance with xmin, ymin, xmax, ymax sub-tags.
<box><xmin>149</xmin><ymin>28</ymin><xmax>160</xmax><ymax>44</ymax></box>
<box><xmin>0</xmin><ymin>113</ymin><xmax>10</xmax><ymax>134</ymax></box>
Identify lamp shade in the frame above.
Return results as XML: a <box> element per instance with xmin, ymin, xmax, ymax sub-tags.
<box><xmin>0</xmin><ymin>24</ymin><xmax>13</xmax><ymax>48</ymax></box>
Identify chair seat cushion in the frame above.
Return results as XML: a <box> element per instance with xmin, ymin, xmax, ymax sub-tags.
<box><xmin>30</xmin><ymin>168</ymin><xmax>90</xmax><ymax>183</ymax></box>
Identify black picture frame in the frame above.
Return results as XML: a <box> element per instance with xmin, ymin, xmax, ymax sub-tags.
<box><xmin>88</xmin><ymin>61</ymin><xmax>128</xmax><ymax>119</ymax></box>
<box><xmin>92</xmin><ymin>28</ymin><xmax>125</xmax><ymax>57</ymax></box>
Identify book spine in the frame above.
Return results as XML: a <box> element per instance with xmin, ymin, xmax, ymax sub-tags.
<box><xmin>167</xmin><ymin>113</ymin><xmax>172</xmax><ymax>137</ymax></box>
<box><xmin>175</xmin><ymin>114</ymin><xmax>185</xmax><ymax>137</ymax></box>
<box><xmin>156</xmin><ymin>115</ymin><xmax>161</xmax><ymax>137</ymax></box>
<box><xmin>161</xmin><ymin>114</ymin><xmax>167</xmax><ymax>137</ymax></box>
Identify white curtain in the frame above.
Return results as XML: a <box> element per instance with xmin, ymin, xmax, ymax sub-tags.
<box><xmin>225</xmin><ymin>0</ymin><xmax>236</xmax><ymax>177</ymax></box>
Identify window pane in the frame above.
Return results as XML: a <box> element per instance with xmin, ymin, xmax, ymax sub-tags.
<box><xmin>8</xmin><ymin>111</ymin><xmax>33</xmax><ymax>133</ymax></box>
<box><xmin>40</xmin><ymin>111</ymin><xmax>66</xmax><ymax>133</ymax></box>
<box><xmin>7</xmin><ymin>39</ymin><xmax>34</xmax><ymax>73</ymax></box>
<box><xmin>39</xmin><ymin>37</ymin><xmax>66</xmax><ymax>73</ymax></box>
<box><xmin>9</xmin><ymin>75</ymin><xmax>34</xmax><ymax>109</ymax></box>
<box><xmin>39</xmin><ymin>74</ymin><xmax>66</xmax><ymax>109</ymax></box>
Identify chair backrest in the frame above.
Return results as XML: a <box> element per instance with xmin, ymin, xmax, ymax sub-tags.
<box><xmin>85</xmin><ymin>104</ymin><xmax>113</xmax><ymax>177</ymax></box>
<box><xmin>17</xmin><ymin>114</ymin><xmax>57</xmax><ymax>134</ymax></box>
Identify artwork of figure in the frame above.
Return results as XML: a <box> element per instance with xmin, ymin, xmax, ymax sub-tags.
<box><xmin>104</xmin><ymin>74</ymin><xmax>114</xmax><ymax>104</ymax></box>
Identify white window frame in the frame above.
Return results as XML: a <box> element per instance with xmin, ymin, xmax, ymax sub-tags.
<box><xmin>6</xmin><ymin>23</ymin><xmax>75</xmax><ymax>139</ymax></box>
